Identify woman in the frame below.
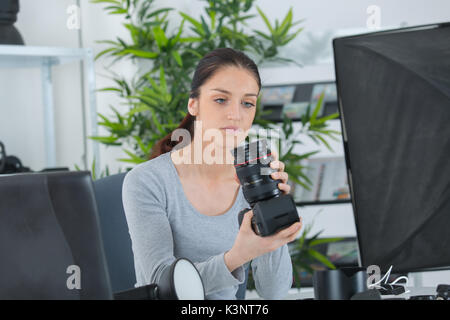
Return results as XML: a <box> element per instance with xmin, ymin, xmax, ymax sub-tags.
<box><xmin>122</xmin><ymin>47</ymin><xmax>303</xmax><ymax>300</ymax></box>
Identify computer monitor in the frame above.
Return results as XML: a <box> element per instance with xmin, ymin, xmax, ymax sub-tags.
<box><xmin>333</xmin><ymin>22</ymin><xmax>450</xmax><ymax>274</ymax></box>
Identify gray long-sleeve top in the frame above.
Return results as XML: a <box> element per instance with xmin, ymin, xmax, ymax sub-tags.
<box><xmin>122</xmin><ymin>150</ymin><xmax>293</xmax><ymax>300</ymax></box>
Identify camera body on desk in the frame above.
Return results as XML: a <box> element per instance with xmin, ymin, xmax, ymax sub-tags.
<box><xmin>232</xmin><ymin>139</ymin><xmax>300</xmax><ymax>237</ymax></box>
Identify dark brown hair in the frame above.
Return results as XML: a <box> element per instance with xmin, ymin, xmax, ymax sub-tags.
<box><xmin>148</xmin><ymin>47</ymin><xmax>261</xmax><ymax>160</ymax></box>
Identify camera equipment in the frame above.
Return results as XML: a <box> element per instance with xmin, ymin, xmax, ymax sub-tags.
<box><xmin>232</xmin><ymin>139</ymin><xmax>300</xmax><ymax>237</ymax></box>
<box><xmin>313</xmin><ymin>267</ymin><xmax>368</xmax><ymax>300</ymax></box>
<box><xmin>0</xmin><ymin>141</ymin><xmax>68</xmax><ymax>174</ymax></box>
<box><xmin>0</xmin><ymin>141</ymin><xmax>31</xmax><ymax>174</ymax></box>
<box><xmin>114</xmin><ymin>258</ymin><xmax>205</xmax><ymax>300</ymax></box>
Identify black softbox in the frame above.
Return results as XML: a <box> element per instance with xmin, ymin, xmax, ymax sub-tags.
<box><xmin>333</xmin><ymin>22</ymin><xmax>450</xmax><ymax>273</ymax></box>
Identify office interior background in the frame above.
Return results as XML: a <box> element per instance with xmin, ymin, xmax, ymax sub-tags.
<box><xmin>0</xmin><ymin>0</ymin><xmax>449</xmax><ymax>297</ymax></box>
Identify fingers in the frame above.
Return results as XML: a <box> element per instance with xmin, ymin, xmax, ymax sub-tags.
<box><xmin>274</xmin><ymin>219</ymin><xmax>303</xmax><ymax>240</ymax></box>
<box><xmin>241</xmin><ymin>209</ymin><xmax>254</xmax><ymax>232</ymax></box>
<box><xmin>270</xmin><ymin>170</ymin><xmax>290</xmax><ymax>194</ymax></box>
<box><xmin>287</xmin><ymin>222</ymin><xmax>303</xmax><ymax>242</ymax></box>
<box><xmin>270</xmin><ymin>160</ymin><xmax>285</xmax><ymax>172</ymax></box>
<box><xmin>277</xmin><ymin>183</ymin><xmax>291</xmax><ymax>194</ymax></box>
<box><xmin>271</xmin><ymin>171</ymin><xmax>288</xmax><ymax>183</ymax></box>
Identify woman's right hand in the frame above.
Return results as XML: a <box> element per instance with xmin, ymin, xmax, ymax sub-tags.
<box><xmin>224</xmin><ymin>209</ymin><xmax>302</xmax><ymax>272</ymax></box>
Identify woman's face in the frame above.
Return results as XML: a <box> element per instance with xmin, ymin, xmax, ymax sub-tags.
<box><xmin>188</xmin><ymin>66</ymin><xmax>259</xmax><ymax>154</ymax></box>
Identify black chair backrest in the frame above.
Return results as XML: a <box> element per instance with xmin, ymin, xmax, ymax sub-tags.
<box><xmin>93</xmin><ymin>172</ymin><xmax>136</xmax><ymax>293</ymax></box>
<box><xmin>0</xmin><ymin>171</ymin><xmax>112</xmax><ymax>299</ymax></box>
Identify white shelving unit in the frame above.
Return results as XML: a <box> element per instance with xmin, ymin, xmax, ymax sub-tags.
<box><xmin>0</xmin><ymin>45</ymin><xmax>99</xmax><ymax>170</ymax></box>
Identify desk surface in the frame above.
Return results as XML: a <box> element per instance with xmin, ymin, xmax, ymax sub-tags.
<box><xmin>246</xmin><ymin>287</ymin><xmax>438</xmax><ymax>300</ymax></box>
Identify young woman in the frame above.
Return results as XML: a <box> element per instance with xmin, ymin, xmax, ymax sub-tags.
<box><xmin>122</xmin><ymin>48</ymin><xmax>303</xmax><ymax>300</ymax></box>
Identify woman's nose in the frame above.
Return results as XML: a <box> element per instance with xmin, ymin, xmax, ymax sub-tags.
<box><xmin>227</xmin><ymin>100</ymin><xmax>241</xmax><ymax>120</ymax></box>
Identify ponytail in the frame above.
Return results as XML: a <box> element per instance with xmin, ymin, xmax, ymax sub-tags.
<box><xmin>148</xmin><ymin>112</ymin><xmax>196</xmax><ymax>160</ymax></box>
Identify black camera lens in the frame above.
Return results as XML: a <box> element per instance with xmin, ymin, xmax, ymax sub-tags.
<box><xmin>232</xmin><ymin>139</ymin><xmax>300</xmax><ymax>237</ymax></box>
<box><xmin>231</xmin><ymin>139</ymin><xmax>282</xmax><ymax>204</ymax></box>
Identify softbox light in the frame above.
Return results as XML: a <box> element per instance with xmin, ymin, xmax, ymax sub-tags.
<box><xmin>333</xmin><ymin>22</ymin><xmax>450</xmax><ymax>273</ymax></box>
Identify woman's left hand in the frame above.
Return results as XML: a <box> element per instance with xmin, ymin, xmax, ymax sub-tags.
<box><xmin>269</xmin><ymin>150</ymin><xmax>291</xmax><ymax>195</ymax></box>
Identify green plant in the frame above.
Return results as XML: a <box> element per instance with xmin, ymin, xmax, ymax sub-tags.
<box><xmin>245</xmin><ymin>212</ymin><xmax>343</xmax><ymax>292</ymax></box>
<box><xmin>74</xmin><ymin>157</ymin><xmax>125</xmax><ymax>180</ymax></box>
<box><xmin>289</xmin><ymin>213</ymin><xmax>344</xmax><ymax>289</ymax></box>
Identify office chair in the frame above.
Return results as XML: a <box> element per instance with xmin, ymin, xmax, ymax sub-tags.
<box><xmin>94</xmin><ymin>172</ymin><xmax>249</xmax><ymax>299</ymax></box>
<box><xmin>0</xmin><ymin>171</ymin><xmax>112</xmax><ymax>299</ymax></box>
<box><xmin>93</xmin><ymin>172</ymin><xmax>136</xmax><ymax>293</ymax></box>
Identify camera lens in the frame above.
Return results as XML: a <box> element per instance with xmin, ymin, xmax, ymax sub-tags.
<box><xmin>231</xmin><ymin>139</ymin><xmax>282</xmax><ymax>204</ymax></box>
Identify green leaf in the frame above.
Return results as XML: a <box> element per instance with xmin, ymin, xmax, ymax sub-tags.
<box><xmin>145</xmin><ymin>7</ymin><xmax>173</xmax><ymax>20</ymax></box>
<box><xmin>311</xmin><ymin>92</ymin><xmax>325</xmax><ymax>123</ymax></box>
<box><xmin>253</xmin><ymin>29</ymin><xmax>271</xmax><ymax>41</ymax></box>
<box><xmin>110</xmin><ymin>8</ymin><xmax>128</xmax><ymax>15</ymax></box>
<box><xmin>309</xmin><ymin>237</ymin><xmax>345</xmax><ymax>247</ymax></box>
<box><xmin>209</xmin><ymin>9</ymin><xmax>216</xmax><ymax>30</ymax></box>
<box><xmin>95</xmin><ymin>47</ymin><xmax>118</xmax><ymax>60</ymax></box>
<box><xmin>150</xmin><ymin>108</ymin><xmax>164</xmax><ymax>134</ymax></box>
<box><xmin>152</xmin><ymin>26</ymin><xmax>168</xmax><ymax>48</ymax></box>
<box><xmin>97</xmin><ymin>87</ymin><xmax>122</xmax><ymax>93</ymax></box>
<box><xmin>121</xmin><ymin>49</ymin><xmax>158</xmax><ymax>59</ymax></box>
<box><xmin>256</xmin><ymin>6</ymin><xmax>273</xmax><ymax>34</ymax></box>
<box><xmin>89</xmin><ymin>135</ymin><xmax>121</xmax><ymax>146</ymax></box>
<box><xmin>171</xmin><ymin>19</ymin><xmax>185</xmax><ymax>46</ymax></box>
<box><xmin>307</xmin><ymin>249</ymin><xmax>336</xmax><ymax>269</ymax></box>
<box><xmin>171</xmin><ymin>50</ymin><xmax>183</xmax><ymax>67</ymax></box>
<box><xmin>133</xmin><ymin>135</ymin><xmax>153</xmax><ymax>154</ymax></box>
<box><xmin>159</xmin><ymin>65</ymin><xmax>167</xmax><ymax>92</ymax></box>
<box><xmin>277</xmin><ymin>7</ymin><xmax>293</xmax><ymax>37</ymax></box>
<box><xmin>184</xmin><ymin>48</ymin><xmax>203</xmax><ymax>58</ymax></box>
<box><xmin>179</xmin><ymin>12</ymin><xmax>205</xmax><ymax>36</ymax></box>
<box><xmin>281</xmin><ymin>27</ymin><xmax>304</xmax><ymax>45</ymax></box>
<box><xmin>179</xmin><ymin>37</ymin><xmax>203</xmax><ymax>43</ymax></box>
<box><xmin>121</xmin><ymin>149</ymin><xmax>147</xmax><ymax>164</ymax></box>
<box><xmin>200</xmin><ymin>15</ymin><xmax>210</xmax><ymax>38</ymax></box>
<box><xmin>314</xmin><ymin>134</ymin><xmax>333</xmax><ymax>152</ymax></box>
<box><xmin>91</xmin><ymin>0</ymin><xmax>121</xmax><ymax>4</ymax></box>
<box><xmin>126</xmin><ymin>104</ymin><xmax>152</xmax><ymax>116</ymax></box>
<box><xmin>315</xmin><ymin>112</ymin><xmax>340</xmax><ymax>125</ymax></box>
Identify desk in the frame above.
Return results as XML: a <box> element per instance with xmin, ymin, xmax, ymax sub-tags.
<box><xmin>246</xmin><ymin>287</ymin><xmax>438</xmax><ymax>300</ymax></box>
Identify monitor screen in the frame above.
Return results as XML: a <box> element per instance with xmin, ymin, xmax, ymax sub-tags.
<box><xmin>333</xmin><ymin>22</ymin><xmax>450</xmax><ymax>273</ymax></box>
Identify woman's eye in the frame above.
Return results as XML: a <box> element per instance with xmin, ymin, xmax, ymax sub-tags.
<box><xmin>214</xmin><ymin>98</ymin><xmax>254</xmax><ymax>108</ymax></box>
<box><xmin>215</xmin><ymin>98</ymin><xmax>226</xmax><ymax>104</ymax></box>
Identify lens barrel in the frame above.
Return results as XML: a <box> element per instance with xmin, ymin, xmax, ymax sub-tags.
<box><xmin>232</xmin><ymin>139</ymin><xmax>282</xmax><ymax>204</ymax></box>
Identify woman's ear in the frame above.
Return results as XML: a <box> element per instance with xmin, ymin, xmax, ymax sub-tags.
<box><xmin>187</xmin><ymin>98</ymin><xmax>198</xmax><ymax>116</ymax></box>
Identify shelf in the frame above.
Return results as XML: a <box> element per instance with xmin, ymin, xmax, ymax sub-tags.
<box><xmin>0</xmin><ymin>45</ymin><xmax>93</xmax><ymax>68</ymax></box>
<box><xmin>0</xmin><ymin>45</ymin><xmax>99</xmax><ymax>171</ymax></box>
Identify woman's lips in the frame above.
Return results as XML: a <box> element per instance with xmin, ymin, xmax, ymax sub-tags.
<box><xmin>220</xmin><ymin>127</ymin><xmax>241</xmax><ymax>134</ymax></box>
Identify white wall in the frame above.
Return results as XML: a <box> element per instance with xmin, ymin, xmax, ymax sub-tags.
<box><xmin>1</xmin><ymin>0</ymin><xmax>448</xmax><ymax>287</ymax></box>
